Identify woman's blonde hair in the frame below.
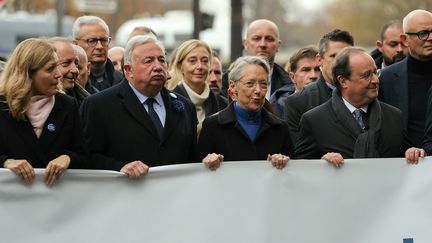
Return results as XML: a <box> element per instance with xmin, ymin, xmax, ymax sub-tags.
<box><xmin>167</xmin><ymin>39</ymin><xmax>212</xmax><ymax>90</ymax></box>
<box><xmin>0</xmin><ymin>38</ymin><xmax>58</xmax><ymax>120</ymax></box>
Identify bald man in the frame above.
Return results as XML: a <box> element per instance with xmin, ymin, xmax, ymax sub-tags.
<box><xmin>108</xmin><ymin>46</ymin><xmax>125</xmax><ymax>72</ymax></box>
<box><xmin>74</xmin><ymin>45</ymin><xmax>97</xmax><ymax>94</ymax></box>
<box><xmin>127</xmin><ymin>26</ymin><xmax>158</xmax><ymax>41</ymax></box>
<box><xmin>221</xmin><ymin>19</ymin><xmax>293</xmax><ymax>99</ymax></box>
<box><xmin>379</xmin><ymin>9</ymin><xmax>432</xmax><ymax>148</ymax></box>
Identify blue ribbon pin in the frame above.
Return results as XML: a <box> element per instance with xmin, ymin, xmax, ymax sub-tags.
<box><xmin>47</xmin><ymin>123</ymin><xmax>56</xmax><ymax>132</ymax></box>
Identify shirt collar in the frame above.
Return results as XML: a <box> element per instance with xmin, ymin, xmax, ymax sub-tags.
<box><xmin>128</xmin><ymin>82</ymin><xmax>163</xmax><ymax>105</ymax></box>
<box><xmin>325</xmin><ymin>82</ymin><xmax>336</xmax><ymax>91</ymax></box>
<box><xmin>342</xmin><ymin>97</ymin><xmax>368</xmax><ymax>113</ymax></box>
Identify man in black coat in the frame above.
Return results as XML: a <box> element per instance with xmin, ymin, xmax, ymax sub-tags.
<box><xmin>221</xmin><ymin>19</ymin><xmax>293</xmax><ymax>99</ymax></box>
<box><xmin>371</xmin><ymin>20</ymin><xmax>406</xmax><ymax>70</ymax></box>
<box><xmin>81</xmin><ymin>35</ymin><xmax>198</xmax><ymax>178</ymax></box>
<box><xmin>270</xmin><ymin>45</ymin><xmax>321</xmax><ymax>118</ymax></box>
<box><xmin>283</xmin><ymin>29</ymin><xmax>354</xmax><ymax>144</ymax></box>
<box><xmin>296</xmin><ymin>47</ymin><xmax>424</xmax><ymax>166</ymax></box>
<box><xmin>379</xmin><ymin>9</ymin><xmax>432</xmax><ymax>148</ymax></box>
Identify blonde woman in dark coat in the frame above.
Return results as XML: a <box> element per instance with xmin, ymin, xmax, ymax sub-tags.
<box><xmin>0</xmin><ymin>38</ymin><xmax>88</xmax><ymax>185</ymax></box>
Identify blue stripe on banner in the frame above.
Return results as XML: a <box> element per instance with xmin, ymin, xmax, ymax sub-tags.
<box><xmin>403</xmin><ymin>238</ymin><xmax>413</xmax><ymax>243</ymax></box>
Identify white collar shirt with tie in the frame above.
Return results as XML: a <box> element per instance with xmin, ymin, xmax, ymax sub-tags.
<box><xmin>128</xmin><ymin>82</ymin><xmax>166</xmax><ymax>127</ymax></box>
<box><xmin>342</xmin><ymin>98</ymin><xmax>368</xmax><ymax>114</ymax></box>
<box><xmin>342</xmin><ymin>97</ymin><xmax>368</xmax><ymax>130</ymax></box>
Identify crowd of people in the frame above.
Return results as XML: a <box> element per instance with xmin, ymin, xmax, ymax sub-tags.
<box><xmin>0</xmin><ymin>8</ymin><xmax>431</xmax><ymax>185</ymax></box>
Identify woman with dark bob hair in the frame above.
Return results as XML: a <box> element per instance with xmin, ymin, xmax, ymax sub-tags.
<box><xmin>0</xmin><ymin>38</ymin><xmax>88</xmax><ymax>186</ymax></box>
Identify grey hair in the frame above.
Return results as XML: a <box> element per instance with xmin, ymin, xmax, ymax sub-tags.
<box><xmin>124</xmin><ymin>34</ymin><xmax>166</xmax><ymax>65</ymax></box>
<box><xmin>73</xmin><ymin>45</ymin><xmax>88</xmax><ymax>63</ymax></box>
<box><xmin>228</xmin><ymin>56</ymin><xmax>270</xmax><ymax>83</ymax></box>
<box><xmin>72</xmin><ymin>16</ymin><xmax>109</xmax><ymax>40</ymax></box>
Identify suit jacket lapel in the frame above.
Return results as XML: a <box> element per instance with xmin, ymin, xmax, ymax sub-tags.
<box><xmin>38</xmin><ymin>95</ymin><xmax>68</xmax><ymax>155</ymax></box>
<box><xmin>331</xmin><ymin>90</ymin><xmax>363</xmax><ymax>138</ymax></box>
<box><xmin>160</xmin><ymin>89</ymin><xmax>182</xmax><ymax>143</ymax></box>
<box><xmin>218</xmin><ymin>103</ymin><xmax>251</xmax><ymax>141</ymax></box>
<box><xmin>317</xmin><ymin>76</ymin><xmax>333</xmax><ymax>101</ymax></box>
<box><xmin>118</xmin><ymin>81</ymin><xmax>161</xmax><ymax>140</ymax></box>
<box><xmin>255</xmin><ymin>108</ymin><xmax>281</xmax><ymax>140</ymax></box>
<box><xmin>392</xmin><ymin>58</ymin><xmax>409</xmax><ymax>127</ymax></box>
<box><xmin>173</xmin><ymin>84</ymin><xmax>190</xmax><ymax>99</ymax></box>
<box><xmin>270</xmin><ymin>63</ymin><xmax>290</xmax><ymax>94</ymax></box>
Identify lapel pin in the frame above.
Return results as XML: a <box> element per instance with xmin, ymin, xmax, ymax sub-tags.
<box><xmin>47</xmin><ymin>123</ymin><xmax>56</xmax><ymax>132</ymax></box>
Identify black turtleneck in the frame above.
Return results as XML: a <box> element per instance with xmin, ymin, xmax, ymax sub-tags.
<box><xmin>407</xmin><ymin>55</ymin><xmax>432</xmax><ymax>147</ymax></box>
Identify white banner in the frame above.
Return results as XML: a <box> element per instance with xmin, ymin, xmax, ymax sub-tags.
<box><xmin>1</xmin><ymin>158</ymin><xmax>432</xmax><ymax>243</ymax></box>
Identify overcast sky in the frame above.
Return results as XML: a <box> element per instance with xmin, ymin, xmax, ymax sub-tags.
<box><xmin>200</xmin><ymin>0</ymin><xmax>333</xmax><ymax>23</ymax></box>
<box><xmin>297</xmin><ymin>0</ymin><xmax>331</xmax><ymax>10</ymax></box>
<box><xmin>201</xmin><ymin>0</ymin><xmax>331</xmax><ymax>13</ymax></box>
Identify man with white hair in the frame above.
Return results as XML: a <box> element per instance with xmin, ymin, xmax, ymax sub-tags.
<box><xmin>73</xmin><ymin>15</ymin><xmax>123</xmax><ymax>91</ymax></box>
<box><xmin>81</xmin><ymin>35</ymin><xmax>198</xmax><ymax>178</ymax></box>
<box><xmin>49</xmin><ymin>37</ymin><xmax>90</xmax><ymax>106</ymax></box>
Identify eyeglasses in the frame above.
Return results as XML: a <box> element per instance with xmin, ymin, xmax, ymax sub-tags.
<box><xmin>358</xmin><ymin>69</ymin><xmax>380</xmax><ymax>82</ymax></box>
<box><xmin>79</xmin><ymin>37</ymin><xmax>111</xmax><ymax>47</ymax></box>
<box><xmin>239</xmin><ymin>80</ymin><xmax>269</xmax><ymax>89</ymax></box>
<box><xmin>405</xmin><ymin>30</ymin><xmax>432</xmax><ymax>41</ymax></box>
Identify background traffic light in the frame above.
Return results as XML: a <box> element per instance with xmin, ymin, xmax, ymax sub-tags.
<box><xmin>200</xmin><ymin>12</ymin><xmax>214</xmax><ymax>30</ymax></box>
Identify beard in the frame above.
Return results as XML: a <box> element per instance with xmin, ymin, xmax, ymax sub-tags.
<box><xmin>384</xmin><ymin>52</ymin><xmax>406</xmax><ymax>66</ymax></box>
